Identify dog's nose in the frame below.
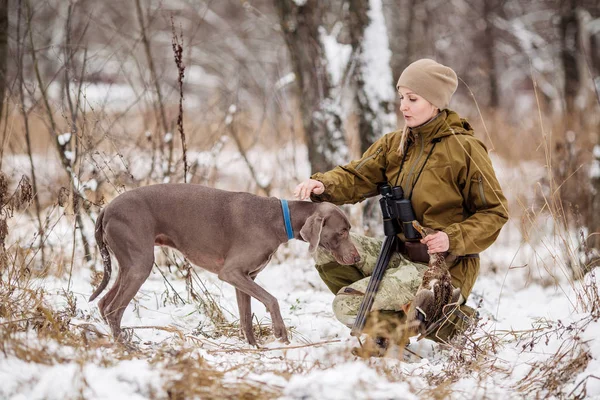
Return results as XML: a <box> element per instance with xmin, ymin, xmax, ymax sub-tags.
<box><xmin>353</xmin><ymin>254</ymin><xmax>361</xmax><ymax>263</ymax></box>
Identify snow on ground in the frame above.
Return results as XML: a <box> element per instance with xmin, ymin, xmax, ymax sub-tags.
<box><xmin>2</xmin><ymin>226</ymin><xmax>599</xmax><ymax>399</ymax></box>
<box><xmin>2</xmin><ymin>148</ymin><xmax>600</xmax><ymax>399</ymax></box>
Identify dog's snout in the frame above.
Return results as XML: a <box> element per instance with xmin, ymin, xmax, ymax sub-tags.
<box><xmin>353</xmin><ymin>254</ymin><xmax>361</xmax><ymax>263</ymax></box>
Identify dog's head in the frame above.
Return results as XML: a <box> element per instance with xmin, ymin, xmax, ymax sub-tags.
<box><xmin>299</xmin><ymin>203</ymin><xmax>360</xmax><ymax>265</ymax></box>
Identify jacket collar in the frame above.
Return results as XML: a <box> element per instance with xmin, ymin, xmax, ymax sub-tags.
<box><xmin>408</xmin><ymin>109</ymin><xmax>474</xmax><ymax>143</ymax></box>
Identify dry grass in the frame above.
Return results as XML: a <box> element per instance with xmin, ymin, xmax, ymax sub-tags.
<box><xmin>512</xmin><ymin>314</ymin><xmax>597</xmax><ymax>398</ymax></box>
<box><xmin>153</xmin><ymin>342</ymin><xmax>287</xmax><ymax>400</ymax></box>
<box><xmin>2</xmin><ymin>67</ymin><xmax>600</xmax><ymax>399</ymax></box>
<box><xmin>0</xmin><ymin>252</ymin><xmax>293</xmax><ymax>399</ymax></box>
<box><xmin>2</xmin><ymin>172</ymin><xmax>599</xmax><ymax>400</ymax></box>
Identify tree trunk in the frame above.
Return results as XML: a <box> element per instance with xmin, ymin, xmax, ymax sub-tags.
<box><xmin>482</xmin><ymin>0</ymin><xmax>499</xmax><ymax>109</ymax></box>
<box><xmin>560</xmin><ymin>0</ymin><xmax>580</xmax><ymax>124</ymax></box>
<box><xmin>274</xmin><ymin>0</ymin><xmax>347</xmax><ymax>174</ymax></box>
<box><xmin>347</xmin><ymin>0</ymin><xmax>397</xmax><ymax>235</ymax></box>
<box><xmin>348</xmin><ymin>0</ymin><xmax>396</xmax><ymax>153</ymax></box>
<box><xmin>405</xmin><ymin>0</ymin><xmax>416</xmax><ymax>61</ymax></box>
<box><xmin>16</xmin><ymin>0</ymin><xmax>45</xmax><ymax>267</ymax></box>
<box><xmin>0</xmin><ymin>0</ymin><xmax>8</xmax><ymax>123</ymax></box>
<box><xmin>135</xmin><ymin>0</ymin><xmax>173</xmax><ymax>178</ymax></box>
<box><xmin>348</xmin><ymin>0</ymin><xmax>374</xmax><ymax>154</ymax></box>
<box><xmin>381</xmin><ymin>0</ymin><xmax>405</xmax><ymax>80</ymax></box>
<box><xmin>27</xmin><ymin>0</ymin><xmax>92</xmax><ymax>264</ymax></box>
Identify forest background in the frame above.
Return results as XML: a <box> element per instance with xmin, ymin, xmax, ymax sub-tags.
<box><xmin>1</xmin><ymin>0</ymin><xmax>600</xmax><ymax>399</ymax></box>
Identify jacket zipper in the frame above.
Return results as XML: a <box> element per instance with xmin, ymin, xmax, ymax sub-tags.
<box><xmin>404</xmin><ymin>135</ymin><xmax>425</xmax><ymax>196</ymax></box>
<box><xmin>478</xmin><ymin>176</ymin><xmax>488</xmax><ymax>207</ymax></box>
<box><xmin>356</xmin><ymin>147</ymin><xmax>383</xmax><ymax>171</ymax></box>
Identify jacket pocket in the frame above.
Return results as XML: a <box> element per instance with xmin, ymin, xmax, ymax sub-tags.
<box><xmin>477</xmin><ymin>175</ymin><xmax>488</xmax><ymax>207</ymax></box>
<box><xmin>355</xmin><ymin>146</ymin><xmax>383</xmax><ymax>171</ymax></box>
<box><xmin>469</xmin><ymin>173</ymin><xmax>488</xmax><ymax>209</ymax></box>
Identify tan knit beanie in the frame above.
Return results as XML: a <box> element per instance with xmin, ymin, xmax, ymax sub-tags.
<box><xmin>396</xmin><ymin>59</ymin><xmax>458</xmax><ymax>109</ymax></box>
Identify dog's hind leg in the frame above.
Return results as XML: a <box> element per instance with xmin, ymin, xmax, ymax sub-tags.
<box><xmin>101</xmin><ymin>222</ymin><xmax>155</xmax><ymax>340</ymax></box>
<box><xmin>106</xmin><ymin>252</ymin><xmax>154</xmax><ymax>340</ymax></box>
<box><xmin>235</xmin><ymin>287</ymin><xmax>257</xmax><ymax>346</ymax></box>
<box><xmin>99</xmin><ymin>261</ymin><xmax>128</xmax><ymax>328</ymax></box>
<box><xmin>98</xmin><ymin>274</ymin><xmax>118</xmax><ymax>323</ymax></box>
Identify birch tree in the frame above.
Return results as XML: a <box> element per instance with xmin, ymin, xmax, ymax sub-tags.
<box><xmin>348</xmin><ymin>0</ymin><xmax>397</xmax><ymax>153</ymax></box>
<box><xmin>274</xmin><ymin>0</ymin><xmax>347</xmax><ymax>174</ymax></box>
<box><xmin>0</xmin><ymin>0</ymin><xmax>6</xmax><ymax>122</ymax></box>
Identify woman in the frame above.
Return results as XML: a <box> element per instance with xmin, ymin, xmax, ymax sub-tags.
<box><xmin>294</xmin><ymin>59</ymin><xmax>508</xmax><ymax>348</ymax></box>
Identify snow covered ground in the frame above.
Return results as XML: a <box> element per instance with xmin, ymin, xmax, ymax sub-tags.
<box><xmin>2</xmin><ymin>150</ymin><xmax>599</xmax><ymax>399</ymax></box>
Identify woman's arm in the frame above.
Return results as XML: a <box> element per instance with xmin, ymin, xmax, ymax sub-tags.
<box><xmin>306</xmin><ymin>133</ymin><xmax>393</xmax><ymax>205</ymax></box>
<box><xmin>443</xmin><ymin>137</ymin><xmax>509</xmax><ymax>255</ymax></box>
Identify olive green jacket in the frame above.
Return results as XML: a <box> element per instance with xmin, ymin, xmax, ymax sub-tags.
<box><xmin>310</xmin><ymin>110</ymin><xmax>508</xmax><ymax>299</ymax></box>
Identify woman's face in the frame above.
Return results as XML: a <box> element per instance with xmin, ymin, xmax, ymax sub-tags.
<box><xmin>397</xmin><ymin>87</ymin><xmax>439</xmax><ymax>128</ymax></box>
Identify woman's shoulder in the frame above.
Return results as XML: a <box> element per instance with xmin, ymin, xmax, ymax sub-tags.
<box><xmin>373</xmin><ymin>129</ymin><xmax>404</xmax><ymax>151</ymax></box>
<box><xmin>383</xmin><ymin>128</ymin><xmax>404</xmax><ymax>141</ymax></box>
<box><xmin>453</xmin><ymin>133</ymin><xmax>489</xmax><ymax>150</ymax></box>
<box><xmin>440</xmin><ymin>112</ymin><xmax>488</xmax><ymax>153</ymax></box>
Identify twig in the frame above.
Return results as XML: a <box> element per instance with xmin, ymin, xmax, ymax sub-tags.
<box><xmin>171</xmin><ymin>15</ymin><xmax>188</xmax><ymax>182</ymax></box>
<box><xmin>153</xmin><ymin>263</ymin><xmax>187</xmax><ymax>305</ymax></box>
<box><xmin>135</xmin><ymin>0</ymin><xmax>172</xmax><ymax>178</ymax></box>
<box><xmin>403</xmin><ymin>346</ymin><xmax>423</xmax><ymax>359</ymax></box>
<box><xmin>568</xmin><ymin>375</ymin><xmax>600</xmax><ymax>398</ymax></box>
<box><xmin>0</xmin><ymin>316</ymin><xmax>40</xmax><ymax>326</ymax></box>
<box><xmin>206</xmin><ymin>339</ymin><xmax>342</xmax><ymax>354</ymax></box>
<box><xmin>16</xmin><ymin>0</ymin><xmax>45</xmax><ymax>267</ymax></box>
<box><xmin>226</xmin><ymin>98</ymin><xmax>271</xmax><ymax>195</ymax></box>
<box><xmin>121</xmin><ymin>324</ymin><xmax>183</xmax><ymax>333</ymax></box>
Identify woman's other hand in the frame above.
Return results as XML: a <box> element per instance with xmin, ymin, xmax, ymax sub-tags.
<box><xmin>420</xmin><ymin>230</ymin><xmax>450</xmax><ymax>253</ymax></box>
<box><xmin>294</xmin><ymin>179</ymin><xmax>325</xmax><ymax>200</ymax></box>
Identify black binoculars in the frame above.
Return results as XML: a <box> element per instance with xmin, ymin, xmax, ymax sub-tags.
<box><xmin>378</xmin><ymin>183</ymin><xmax>421</xmax><ymax>240</ymax></box>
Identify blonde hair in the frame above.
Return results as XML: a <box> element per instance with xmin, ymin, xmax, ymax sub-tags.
<box><xmin>397</xmin><ymin>125</ymin><xmax>410</xmax><ymax>156</ymax></box>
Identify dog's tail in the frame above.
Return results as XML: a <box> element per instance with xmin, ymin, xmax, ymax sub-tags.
<box><xmin>89</xmin><ymin>209</ymin><xmax>111</xmax><ymax>302</ymax></box>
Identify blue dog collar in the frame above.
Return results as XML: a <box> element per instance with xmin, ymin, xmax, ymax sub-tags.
<box><xmin>280</xmin><ymin>199</ymin><xmax>294</xmax><ymax>240</ymax></box>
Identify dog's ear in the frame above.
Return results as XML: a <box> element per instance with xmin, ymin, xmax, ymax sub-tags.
<box><xmin>300</xmin><ymin>214</ymin><xmax>325</xmax><ymax>253</ymax></box>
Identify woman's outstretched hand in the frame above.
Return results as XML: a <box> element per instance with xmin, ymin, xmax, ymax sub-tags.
<box><xmin>420</xmin><ymin>230</ymin><xmax>450</xmax><ymax>253</ymax></box>
<box><xmin>294</xmin><ymin>179</ymin><xmax>325</xmax><ymax>200</ymax></box>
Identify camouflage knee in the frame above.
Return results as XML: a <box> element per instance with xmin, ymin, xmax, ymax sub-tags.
<box><xmin>315</xmin><ymin>262</ymin><xmax>364</xmax><ymax>294</ymax></box>
<box><xmin>331</xmin><ymin>262</ymin><xmax>427</xmax><ymax>326</ymax></box>
<box><xmin>313</xmin><ymin>233</ymin><xmax>387</xmax><ymax>295</ymax></box>
<box><xmin>314</xmin><ymin>232</ymin><xmax>411</xmax><ymax>277</ymax></box>
<box><xmin>345</xmin><ymin>233</ymin><xmax>411</xmax><ymax>276</ymax></box>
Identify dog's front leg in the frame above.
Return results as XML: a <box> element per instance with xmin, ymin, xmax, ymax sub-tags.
<box><xmin>219</xmin><ymin>267</ymin><xmax>289</xmax><ymax>344</ymax></box>
<box><xmin>235</xmin><ymin>288</ymin><xmax>257</xmax><ymax>346</ymax></box>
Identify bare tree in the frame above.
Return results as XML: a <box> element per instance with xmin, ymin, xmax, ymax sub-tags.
<box><xmin>482</xmin><ymin>0</ymin><xmax>500</xmax><ymax>109</ymax></box>
<box><xmin>27</xmin><ymin>0</ymin><xmax>93</xmax><ymax>263</ymax></box>
<box><xmin>0</xmin><ymin>0</ymin><xmax>6</xmax><ymax>123</ymax></box>
<box><xmin>348</xmin><ymin>0</ymin><xmax>396</xmax><ymax>153</ymax></box>
<box><xmin>14</xmin><ymin>0</ymin><xmax>45</xmax><ymax>266</ymax></box>
<box><xmin>560</xmin><ymin>0</ymin><xmax>581</xmax><ymax>127</ymax></box>
<box><xmin>274</xmin><ymin>0</ymin><xmax>347</xmax><ymax>174</ymax></box>
<box><xmin>382</xmin><ymin>0</ymin><xmax>411</xmax><ymax>78</ymax></box>
<box><xmin>135</xmin><ymin>0</ymin><xmax>173</xmax><ymax>179</ymax></box>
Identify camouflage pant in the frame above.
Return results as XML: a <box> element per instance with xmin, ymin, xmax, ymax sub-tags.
<box><xmin>314</xmin><ymin>233</ymin><xmax>428</xmax><ymax>327</ymax></box>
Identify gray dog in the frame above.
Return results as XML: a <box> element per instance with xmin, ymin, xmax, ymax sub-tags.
<box><xmin>89</xmin><ymin>184</ymin><xmax>360</xmax><ymax>345</ymax></box>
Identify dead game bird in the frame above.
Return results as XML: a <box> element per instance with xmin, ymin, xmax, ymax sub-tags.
<box><xmin>406</xmin><ymin>220</ymin><xmax>461</xmax><ymax>336</ymax></box>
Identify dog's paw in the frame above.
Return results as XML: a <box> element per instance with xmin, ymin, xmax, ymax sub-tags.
<box><xmin>273</xmin><ymin>326</ymin><xmax>289</xmax><ymax>344</ymax></box>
